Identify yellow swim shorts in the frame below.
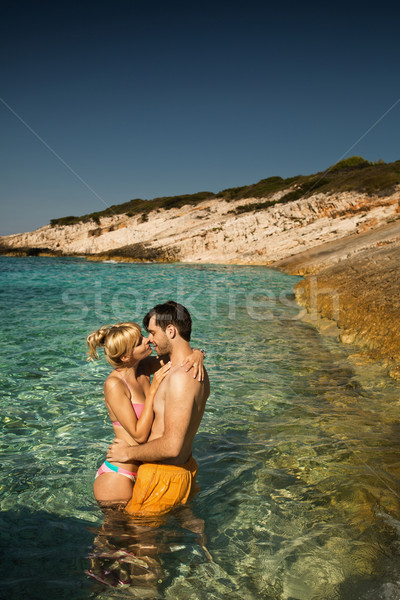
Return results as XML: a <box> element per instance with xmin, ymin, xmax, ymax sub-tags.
<box><xmin>124</xmin><ymin>456</ymin><xmax>198</xmax><ymax>517</ymax></box>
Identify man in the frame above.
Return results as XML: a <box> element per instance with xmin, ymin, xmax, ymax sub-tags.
<box><xmin>107</xmin><ymin>301</ymin><xmax>210</xmax><ymax>517</ymax></box>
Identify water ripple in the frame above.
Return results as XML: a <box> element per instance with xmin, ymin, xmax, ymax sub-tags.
<box><xmin>1</xmin><ymin>257</ymin><xmax>400</xmax><ymax>599</ymax></box>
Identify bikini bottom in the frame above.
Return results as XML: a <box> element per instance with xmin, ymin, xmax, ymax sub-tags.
<box><xmin>95</xmin><ymin>459</ymin><xmax>137</xmax><ymax>482</ymax></box>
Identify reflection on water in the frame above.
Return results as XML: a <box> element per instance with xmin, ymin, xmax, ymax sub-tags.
<box><xmin>87</xmin><ymin>505</ymin><xmax>209</xmax><ymax>596</ymax></box>
<box><xmin>1</xmin><ymin>257</ymin><xmax>400</xmax><ymax>599</ymax></box>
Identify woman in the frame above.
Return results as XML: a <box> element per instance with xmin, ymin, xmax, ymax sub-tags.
<box><xmin>87</xmin><ymin>321</ymin><xmax>204</xmax><ymax>507</ymax></box>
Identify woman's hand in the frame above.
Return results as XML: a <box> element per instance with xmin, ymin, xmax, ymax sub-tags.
<box><xmin>181</xmin><ymin>349</ymin><xmax>205</xmax><ymax>381</ymax></box>
<box><xmin>150</xmin><ymin>361</ymin><xmax>172</xmax><ymax>392</ymax></box>
<box><xmin>107</xmin><ymin>438</ymin><xmax>132</xmax><ymax>463</ymax></box>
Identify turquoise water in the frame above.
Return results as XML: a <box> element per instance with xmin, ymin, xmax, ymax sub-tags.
<box><xmin>1</xmin><ymin>256</ymin><xmax>400</xmax><ymax>599</ymax></box>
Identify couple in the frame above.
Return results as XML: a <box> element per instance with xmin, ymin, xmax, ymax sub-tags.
<box><xmin>87</xmin><ymin>301</ymin><xmax>210</xmax><ymax>518</ymax></box>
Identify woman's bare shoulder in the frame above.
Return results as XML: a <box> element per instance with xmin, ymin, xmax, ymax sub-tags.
<box><xmin>104</xmin><ymin>374</ymin><xmax>126</xmax><ymax>394</ymax></box>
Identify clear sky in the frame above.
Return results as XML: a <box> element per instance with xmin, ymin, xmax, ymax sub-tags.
<box><xmin>1</xmin><ymin>0</ymin><xmax>399</xmax><ymax>235</ymax></box>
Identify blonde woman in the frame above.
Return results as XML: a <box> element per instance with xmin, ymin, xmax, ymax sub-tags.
<box><xmin>87</xmin><ymin>322</ymin><xmax>204</xmax><ymax>507</ymax></box>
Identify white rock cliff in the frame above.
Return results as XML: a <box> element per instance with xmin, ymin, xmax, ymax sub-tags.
<box><xmin>1</xmin><ymin>189</ymin><xmax>399</xmax><ymax>265</ymax></box>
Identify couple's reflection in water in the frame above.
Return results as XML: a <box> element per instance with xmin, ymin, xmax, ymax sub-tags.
<box><xmin>87</xmin><ymin>497</ymin><xmax>209</xmax><ymax>596</ymax></box>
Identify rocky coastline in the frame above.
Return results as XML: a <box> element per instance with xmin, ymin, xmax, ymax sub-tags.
<box><xmin>273</xmin><ymin>220</ymin><xmax>400</xmax><ymax>379</ymax></box>
<box><xmin>2</xmin><ymin>183</ymin><xmax>400</xmax><ymax>378</ymax></box>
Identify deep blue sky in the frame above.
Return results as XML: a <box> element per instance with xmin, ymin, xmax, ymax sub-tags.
<box><xmin>1</xmin><ymin>1</ymin><xmax>399</xmax><ymax>235</ymax></box>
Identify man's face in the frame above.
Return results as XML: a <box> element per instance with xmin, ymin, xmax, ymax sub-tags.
<box><xmin>147</xmin><ymin>315</ymin><xmax>171</xmax><ymax>356</ymax></box>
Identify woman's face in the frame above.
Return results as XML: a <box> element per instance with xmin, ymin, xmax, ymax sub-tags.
<box><xmin>130</xmin><ymin>333</ymin><xmax>152</xmax><ymax>361</ymax></box>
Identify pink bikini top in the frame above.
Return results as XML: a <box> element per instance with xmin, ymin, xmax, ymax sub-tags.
<box><xmin>111</xmin><ymin>370</ymin><xmax>144</xmax><ymax>426</ymax></box>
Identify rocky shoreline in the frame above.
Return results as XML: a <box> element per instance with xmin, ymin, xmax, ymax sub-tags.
<box><xmin>2</xmin><ymin>186</ymin><xmax>400</xmax><ymax>378</ymax></box>
<box><xmin>273</xmin><ymin>220</ymin><xmax>400</xmax><ymax>379</ymax></box>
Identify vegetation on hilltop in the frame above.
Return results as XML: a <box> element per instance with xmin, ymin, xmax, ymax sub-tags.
<box><xmin>232</xmin><ymin>157</ymin><xmax>400</xmax><ymax>215</ymax></box>
<box><xmin>50</xmin><ymin>192</ymin><xmax>215</xmax><ymax>227</ymax></box>
<box><xmin>49</xmin><ymin>157</ymin><xmax>400</xmax><ymax>226</ymax></box>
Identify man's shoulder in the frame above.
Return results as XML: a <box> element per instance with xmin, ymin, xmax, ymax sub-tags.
<box><xmin>167</xmin><ymin>365</ymin><xmax>209</xmax><ymax>393</ymax></box>
<box><xmin>169</xmin><ymin>364</ymin><xmax>197</xmax><ymax>380</ymax></box>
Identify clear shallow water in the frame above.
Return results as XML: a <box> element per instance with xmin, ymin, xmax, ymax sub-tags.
<box><xmin>1</xmin><ymin>257</ymin><xmax>400</xmax><ymax>599</ymax></box>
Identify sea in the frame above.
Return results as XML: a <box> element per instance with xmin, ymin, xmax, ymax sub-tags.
<box><xmin>1</xmin><ymin>256</ymin><xmax>400</xmax><ymax>600</ymax></box>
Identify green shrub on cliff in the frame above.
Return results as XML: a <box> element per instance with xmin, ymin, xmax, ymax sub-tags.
<box><xmin>218</xmin><ymin>176</ymin><xmax>298</xmax><ymax>201</ymax></box>
<box><xmin>49</xmin><ymin>156</ymin><xmax>400</xmax><ymax>225</ymax></box>
<box><xmin>229</xmin><ymin>158</ymin><xmax>400</xmax><ymax>215</ymax></box>
<box><xmin>50</xmin><ymin>192</ymin><xmax>216</xmax><ymax>227</ymax></box>
<box><xmin>329</xmin><ymin>156</ymin><xmax>370</xmax><ymax>172</ymax></box>
<box><xmin>322</xmin><ymin>159</ymin><xmax>400</xmax><ymax>195</ymax></box>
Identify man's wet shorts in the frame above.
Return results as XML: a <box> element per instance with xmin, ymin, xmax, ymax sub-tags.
<box><xmin>124</xmin><ymin>456</ymin><xmax>198</xmax><ymax>517</ymax></box>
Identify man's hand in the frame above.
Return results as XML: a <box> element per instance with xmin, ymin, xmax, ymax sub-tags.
<box><xmin>107</xmin><ymin>438</ymin><xmax>132</xmax><ymax>463</ymax></box>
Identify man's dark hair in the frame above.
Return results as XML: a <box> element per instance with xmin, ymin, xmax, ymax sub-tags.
<box><xmin>143</xmin><ymin>301</ymin><xmax>192</xmax><ymax>341</ymax></box>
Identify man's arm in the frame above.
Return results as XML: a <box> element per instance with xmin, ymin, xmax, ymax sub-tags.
<box><xmin>107</xmin><ymin>370</ymin><xmax>197</xmax><ymax>464</ymax></box>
